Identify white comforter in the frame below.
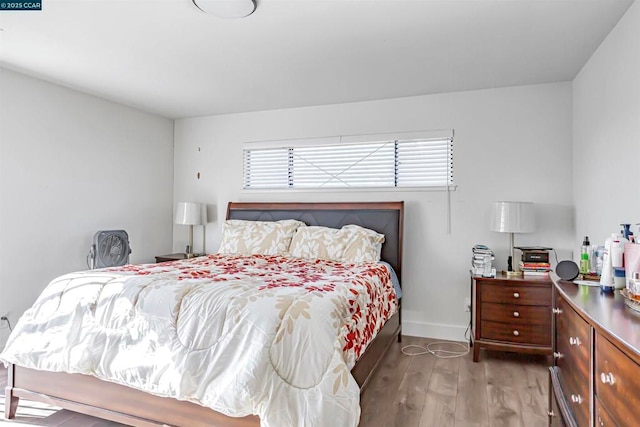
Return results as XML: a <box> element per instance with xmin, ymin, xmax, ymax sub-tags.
<box><xmin>0</xmin><ymin>254</ymin><xmax>397</xmax><ymax>427</ymax></box>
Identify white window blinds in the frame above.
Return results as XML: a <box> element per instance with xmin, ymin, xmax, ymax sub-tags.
<box><xmin>243</xmin><ymin>136</ymin><xmax>453</xmax><ymax>190</ymax></box>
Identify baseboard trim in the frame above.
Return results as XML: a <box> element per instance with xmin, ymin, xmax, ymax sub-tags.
<box><xmin>402</xmin><ymin>320</ymin><xmax>469</xmax><ymax>343</ymax></box>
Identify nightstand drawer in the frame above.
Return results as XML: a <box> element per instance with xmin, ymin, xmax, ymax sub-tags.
<box><xmin>481</xmin><ymin>302</ymin><xmax>550</xmax><ymax>325</ymax></box>
<box><xmin>481</xmin><ymin>283</ymin><xmax>550</xmax><ymax>306</ymax></box>
<box><xmin>480</xmin><ymin>320</ymin><xmax>550</xmax><ymax>345</ymax></box>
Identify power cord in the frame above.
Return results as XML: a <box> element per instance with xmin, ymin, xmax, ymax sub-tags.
<box><xmin>401</xmin><ymin>322</ymin><xmax>471</xmax><ymax>359</ymax></box>
<box><xmin>1</xmin><ymin>316</ymin><xmax>12</xmax><ymax>331</ymax></box>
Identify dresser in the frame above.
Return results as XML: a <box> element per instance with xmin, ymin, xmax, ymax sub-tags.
<box><xmin>550</xmin><ymin>277</ymin><xmax>640</xmax><ymax>426</ymax></box>
<box><xmin>471</xmin><ymin>273</ymin><xmax>552</xmax><ymax>362</ymax></box>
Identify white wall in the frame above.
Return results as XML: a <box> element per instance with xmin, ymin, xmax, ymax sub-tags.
<box><xmin>174</xmin><ymin>82</ymin><xmax>574</xmax><ymax>341</ymax></box>
<box><xmin>0</xmin><ymin>69</ymin><xmax>175</xmax><ymax>346</ymax></box>
<box><xmin>573</xmin><ymin>0</ymin><xmax>640</xmax><ymax>249</ymax></box>
<box><xmin>0</xmin><ymin>0</ymin><xmax>632</xmax><ymax>349</ymax></box>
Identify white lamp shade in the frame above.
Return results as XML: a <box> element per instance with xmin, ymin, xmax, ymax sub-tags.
<box><xmin>175</xmin><ymin>202</ymin><xmax>204</xmax><ymax>225</ymax></box>
<box><xmin>489</xmin><ymin>201</ymin><xmax>535</xmax><ymax>233</ymax></box>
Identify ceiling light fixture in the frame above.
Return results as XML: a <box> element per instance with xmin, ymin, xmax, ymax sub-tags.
<box><xmin>192</xmin><ymin>0</ymin><xmax>256</xmax><ymax>19</ymax></box>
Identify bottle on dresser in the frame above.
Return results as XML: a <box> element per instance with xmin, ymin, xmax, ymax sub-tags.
<box><xmin>600</xmin><ymin>231</ymin><xmax>630</xmax><ymax>292</ymax></box>
<box><xmin>579</xmin><ymin>236</ymin><xmax>590</xmax><ymax>275</ymax></box>
<box><xmin>592</xmin><ymin>245</ymin><xmax>605</xmax><ymax>276</ymax></box>
<box><xmin>629</xmin><ymin>272</ymin><xmax>640</xmax><ymax>301</ymax></box>
<box><xmin>612</xmin><ymin>232</ymin><xmax>629</xmax><ymax>290</ymax></box>
<box><xmin>600</xmin><ymin>235</ymin><xmax>615</xmax><ymax>293</ymax></box>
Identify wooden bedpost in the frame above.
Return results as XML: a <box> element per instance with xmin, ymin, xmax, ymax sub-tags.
<box><xmin>5</xmin><ymin>363</ymin><xmax>19</xmax><ymax>419</ymax></box>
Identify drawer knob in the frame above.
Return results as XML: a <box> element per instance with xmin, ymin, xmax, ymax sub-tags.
<box><xmin>552</xmin><ymin>308</ymin><xmax>562</xmax><ymax>314</ymax></box>
<box><xmin>513</xmin><ymin>311</ymin><xmax>520</xmax><ymax>318</ymax></box>
<box><xmin>553</xmin><ymin>351</ymin><xmax>563</xmax><ymax>359</ymax></box>
<box><xmin>570</xmin><ymin>394</ymin><xmax>584</xmax><ymax>404</ymax></box>
<box><xmin>513</xmin><ymin>292</ymin><xmax>520</xmax><ymax>298</ymax></box>
<box><xmin>600</xmin><ymin>372</ymin><xmax>615</xmax><ymax>385</ymax></box>
<box><xmin>513</xmin><ymin>330</ymin><xmax>519</xmax><ymax>336</ymax></box>
<box><xmin>569</xmin><ymin>336</ymin><xmax>581</xmax><ymax>346</ymax></box>
<box><xmin>548</xmin><ymin>410</ymin><xmax>555</xmax><ymax>417</ymax></box>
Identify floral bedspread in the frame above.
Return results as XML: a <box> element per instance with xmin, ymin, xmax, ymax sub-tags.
<box><xmin>0</xmin><ymin>254</ymin><xmax>397</xmax><ymax>427</ymax></box>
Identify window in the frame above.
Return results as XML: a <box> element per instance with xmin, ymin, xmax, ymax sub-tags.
<box><xmin>243</xmin><ymin>134</ymin><xmax>453</xmax><ymax>190</ymax></box>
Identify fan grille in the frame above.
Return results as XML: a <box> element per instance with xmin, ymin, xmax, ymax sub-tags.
<box><xmin>92</xmin><ymin>230</ymin><xmax>130</xmax><ymax>268</ymax></box>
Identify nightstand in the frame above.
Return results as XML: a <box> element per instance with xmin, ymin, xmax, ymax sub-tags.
<box><xmin>471</xmin><ymin>273</ymin><xmax>552</xmax><ymax>362</ymax></box>
<box><xmin>155</xmin><ymin>253</ymin><xmax>197</xmax><ymax>263</ymax></box>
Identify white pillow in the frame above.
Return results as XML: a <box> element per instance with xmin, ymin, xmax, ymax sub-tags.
<box><xmin>288</xmin><ymin>226</ymin><xmax>352</xmax><ymax>261</ymax></box>
<box><xmin>341</xmin><ymin>224</ymin><xmax>385</xmax><ymax>263</ymax></box>
<box><xmin>218</xmin><ymin>219</ymin><xmax>305</xmax><ymax>256</ymax></box>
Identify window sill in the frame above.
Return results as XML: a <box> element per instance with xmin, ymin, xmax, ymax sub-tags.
<box><xmin>241</xmin><ymin>185</ymin><xmax>457</xmax><ymax>194</ymax></box>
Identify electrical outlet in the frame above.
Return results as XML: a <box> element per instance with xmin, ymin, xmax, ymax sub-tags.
<box><xmin>464</xmin><ymin>298</ymin><xmax>471</xmax><ymax>312</ymax></box>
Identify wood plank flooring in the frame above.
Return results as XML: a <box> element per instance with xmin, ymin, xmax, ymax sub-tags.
<box><xmin>0</xmin><ymin>336</ymin><xmax>549</xmax><ymax>426</ymax></box>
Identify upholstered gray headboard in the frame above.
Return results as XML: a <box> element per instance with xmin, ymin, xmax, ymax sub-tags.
<box><xmin>226</xmin><ymin>202</ymin><xmax>404</xmax><ymax>281</ymax></box>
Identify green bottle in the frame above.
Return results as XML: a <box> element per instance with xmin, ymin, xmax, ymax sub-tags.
<box><xmin>580</xmin><ymin>236</ymin><xmax>591</xmax><ymax>275</ymax></box>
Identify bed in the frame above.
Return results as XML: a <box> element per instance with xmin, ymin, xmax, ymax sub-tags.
<box><xmin>3</xmin><ymin>201</ymin><xmax>403</xmax><ymax>427</ymax></box>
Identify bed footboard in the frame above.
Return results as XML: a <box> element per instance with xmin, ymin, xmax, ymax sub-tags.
<box><xmin>4</xmin><ymin>363</ymin><xmax>18</xmax><ymax>419</ymax></box>
<box><xmin>6</xmin><ymin>364</ymin><xmax>259</xmax><ymax>427</ymax></box>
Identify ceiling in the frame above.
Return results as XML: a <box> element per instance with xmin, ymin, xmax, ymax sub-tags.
<box><xmin>0</xmin><ymin>0</ymin><xmax>634</xmax><ymax>119</ymax></box>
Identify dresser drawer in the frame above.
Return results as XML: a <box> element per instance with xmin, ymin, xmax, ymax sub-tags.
<box><xmin>556</xmin><ymin>296</ymin><xmax>591</xmax><ymax>372</ymax></box>
<box><xmin>480</xmin><ymin>320</ymin><xmax>550</xmax><ymax>345</ymax></box>
<box><xmin>556</xmin><ymin>363</ymin><xmax>590</xmax><ymax>427</ymax></box>
<box><xmin>595</xmin><ymin>332</ymin><xmax>640</xmax><ymax>425</ymax></box>
<box><xmin>481</xmin><ymin>283</ymin><xmax>550</xmax><ymax>306</ymax></box>
<box><xmin>481</xmin><ymin>302</ymin><xmax>550</xmax><ymax>325</ymax></box>
<box><xmin>595</xmin><ymin>395</ymin><xmax>618</xmax><ymax>427</ymax></box>
<box><xmin>549</xmin><ymin>366</ymin><xmax>578</xmax><ymax>427</ymax></box>
<box><xmin>554</xmin><ymin>296</ymin><xmax>591</xmax><ymax>427</ymax></box>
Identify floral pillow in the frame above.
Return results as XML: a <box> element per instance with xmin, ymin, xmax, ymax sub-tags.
<box><xmin>288</xmin><ymin>226</ymin><xmax>352</xmax><ymax>261</ymax></box>
<box><xmin>341</xmin><ymin>224</ymin><xmax>385</xmax><ymax>263</ymax></box>
<box><xmin>218</xmin><ymin>219</ymin><xmax>305</xmax><ymax>256</ymax></box>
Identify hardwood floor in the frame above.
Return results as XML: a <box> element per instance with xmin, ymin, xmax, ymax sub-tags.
<box><xmin>0</xmin><ymin>336</ymin><xmax>549</xmax><ymax>426</ymax></box>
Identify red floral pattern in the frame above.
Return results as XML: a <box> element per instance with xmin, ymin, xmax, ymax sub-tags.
<box><xmin>107</xmin><ymin>254</ymin><xmax>398</xmax><ymax>363</ymax></box>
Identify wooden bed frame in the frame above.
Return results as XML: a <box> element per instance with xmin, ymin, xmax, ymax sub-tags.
<box><xmin>5</xmin><ymin>201</ymin><xmax>404</xmax><ymax>427</ymax></box>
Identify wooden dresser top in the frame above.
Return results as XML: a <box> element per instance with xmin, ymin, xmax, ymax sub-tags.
<box><xmin>553</xmin><ymin>274</ymin><xmax>640</xmax><ymax>362</ymax></box>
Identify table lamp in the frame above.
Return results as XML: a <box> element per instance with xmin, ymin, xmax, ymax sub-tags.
<box><xmin>490</xmin><ymin>201</ymin><xmax>535</xmax><ymax>276</ymax></box>
<box><xmin>175</xmin><ymin>201</ymin><xmax>205</xmax><ymax>258</ymax></box>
